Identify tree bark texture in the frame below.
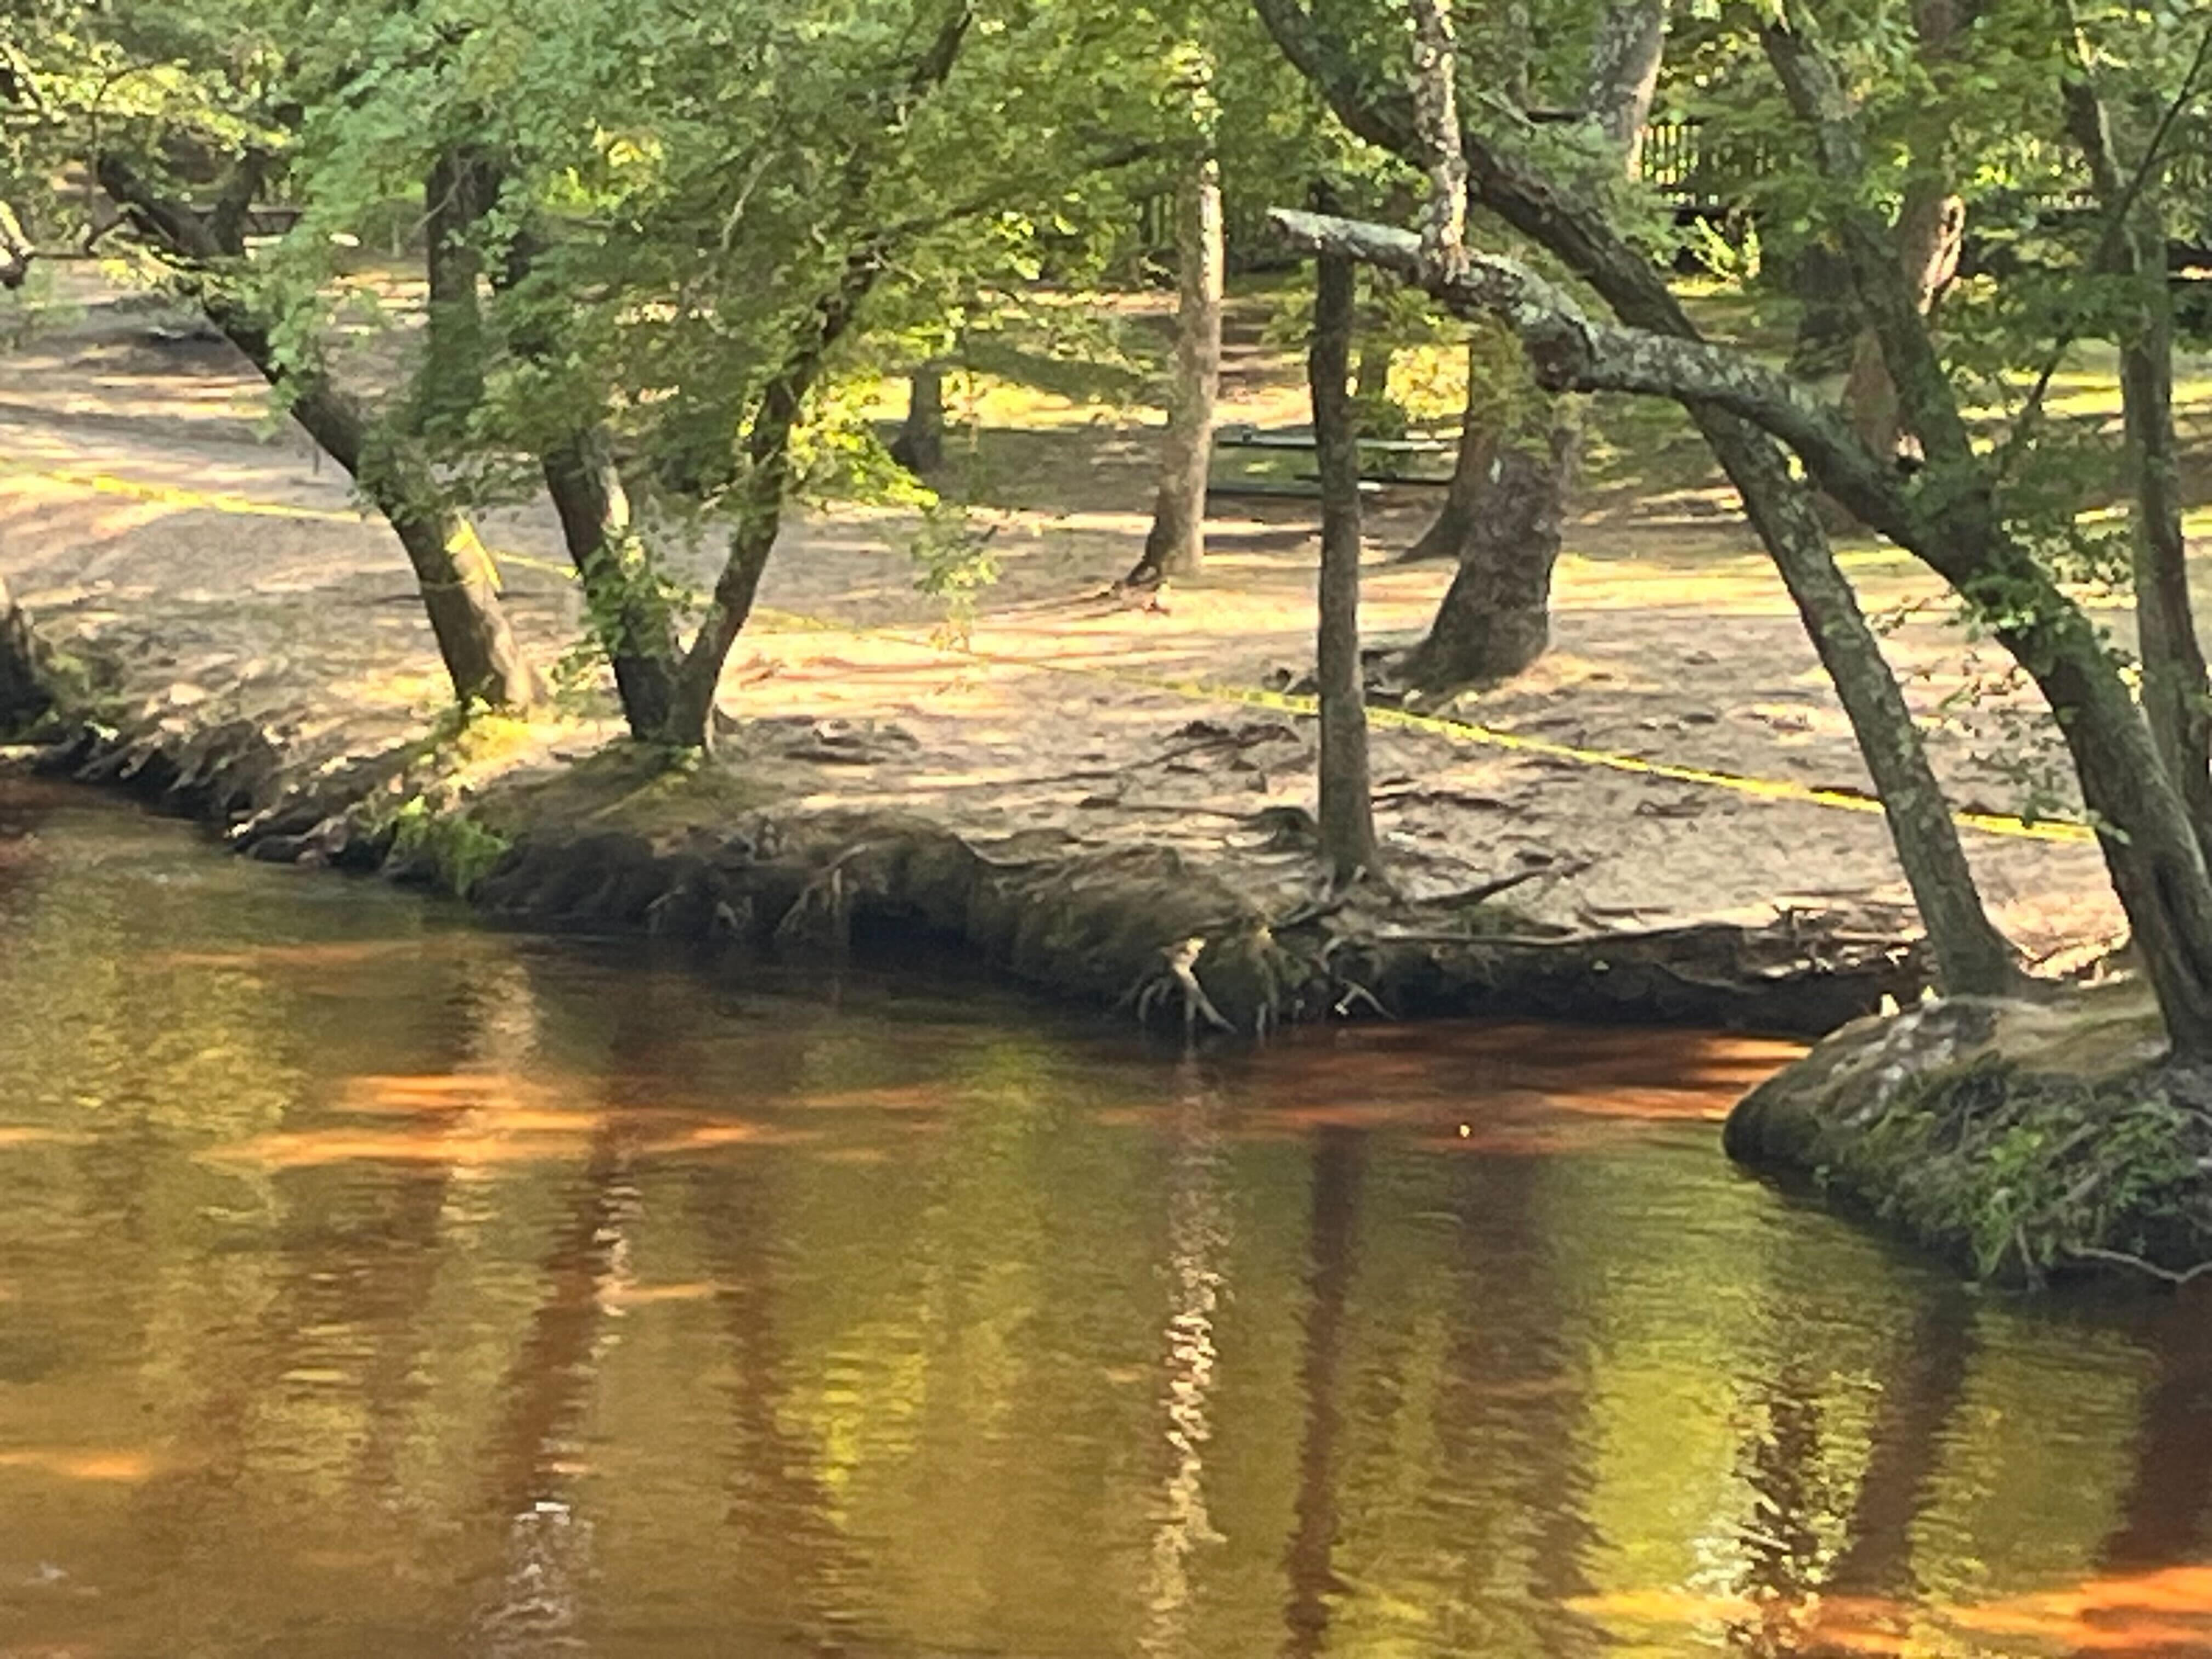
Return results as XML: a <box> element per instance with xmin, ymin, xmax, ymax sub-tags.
<box><xmin>1131</xmin><ymin>154</ymin><xmax>1224</xmax><ymax>584</ymax></box>
<box><xmin>1402</xmin><ymin>410</ymin><xmax>1577</xmax><ymax>690</ymax></box>
<box><xmin>0</xmin><ymin>568</ymin><xmax>49</xmax><ymax>731</ymax></box>
<box><xmin>1399</xmin><ymin>0</ymin><xmax>1662</xmax><ymax>685</ymax></box>
<box><xmin>1245</xmin><ymin>6</ymin><xmax>2028</xmax><ymax>1001</ymax></box>
<box><xmin>95</xmin><ymin>155</ymin><xmax>537</xmax><ymax>715</ymax></box>
<box><xmin>889</xmin><ymin>362</ymin><xmax>947</xmax><ymax>474</ymax></box>
<box><xmin>1310</xmin><ymin>248</ymin><xmax>1380</xmax><ymax>883</ymax></box>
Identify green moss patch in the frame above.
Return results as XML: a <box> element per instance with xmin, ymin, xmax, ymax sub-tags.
<box><xmin>1725</xmin><ymin>988</ymin><xmax>2212</xmax><ymax>1284</ymax></box>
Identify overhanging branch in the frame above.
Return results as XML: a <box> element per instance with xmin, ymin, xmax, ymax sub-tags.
<box><xmin>1270</xmin><ymin>207</ymin><xmax>1912</xmax><ymax>540</ymax></box>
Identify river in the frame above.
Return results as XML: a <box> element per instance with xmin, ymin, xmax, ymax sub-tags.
<box><xmin>1</xmin><ymin>779</ymin><xmax>2208</xmax><ymax>1657</ymax></box>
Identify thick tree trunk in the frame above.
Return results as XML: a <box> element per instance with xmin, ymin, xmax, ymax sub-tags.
<box><xmin>275</xmin><ymin>365</ymin><xmax>537</xmax><ymax>713</ymax></box>
<box><xmin>1128</xmin><ymin>154</ymin><xmax>1224</xmax><ymax>585</ymax></box>
<box><xmin>420</xmin><ymin>150</ymin><xmax>494</xmax><ymax>431</ymax></box>
<box><xmin>1401</xmin><ymin>341</ymin><xmax>1498</xmax><ymax>563</ymax></box>
<box><xmin>540</xmin><ymin>429</ymin><xmax>682</xmax><ymax>741</ymax></box>
<box><xmin>1397</xmin><ymin>0</ymin><xmax>1658</xmax><ymax>680</ymax></box>
<box><xmin>1401</xmin><ymin>409</ymin><xmax>1577</xmax><ymax>691</ymax></box>
<box><xmin>889</xmin><ymin>361</ymin><xmax>947</xmax><ymax>475</ymax></box>
<box><xmin>0</xmin><ymin>569</ymin><xmax>49</xmax><ymax>730</ymax></box>
<box><xmin>1708</xmin><ymin>407</ymin><xmax>2021</xmax><ymax>996</ymax></box>
<box><xmin>1311</xmin><ymin>248</ymin><xmax>1380</xmax><ymax>883</ymax></box>
<box><xmin>1764</xmin><ymin>19</ymin><xmax>2212</xmax><ymax>1045</ymax></box>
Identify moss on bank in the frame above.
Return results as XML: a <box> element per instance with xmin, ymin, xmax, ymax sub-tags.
<box><xmin>1725</xmin><ymin>989</ymin><xmax>2212</xmax><ymax>1284</ymax></box>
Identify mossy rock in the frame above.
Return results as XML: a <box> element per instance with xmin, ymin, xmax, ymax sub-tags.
<box><xmin>1724</xmin><ymin>984</ymin><xmax>2212</xmax><ymax>1283</ymax></box>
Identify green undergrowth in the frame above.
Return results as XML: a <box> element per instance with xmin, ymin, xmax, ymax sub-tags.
<box><xmin>1841</xmin><ymin>1054</ymin><xmax>2212</xmax><ymax>1281</ymax></box>
<box><xmin>383</xmin><ymin>795</ymin><xmax>512</xmax><ymax>898</ymax></box>
<box><xmin>1728</xmin><ymin>990</ymin><xmax>2212</xmax><ymax>1285</ymax></box>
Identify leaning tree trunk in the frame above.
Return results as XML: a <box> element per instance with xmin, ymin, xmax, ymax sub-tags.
<box><xmin>1401</xmin><ymin>407</ymin><xmax>1577</xmax><ymax>690</ymax></box>
<box><xmin>495</xmin><ymin>222</ymin><xmax>683</xmax><ymax>741</ymax></box>
<box><xmin>540</xmin><ymin>428</ymin><xmax>682</xmax><ymax>741</ymax></box>
<box><xmin>1398</xmin><ymin>0</ymin><xmax>1662</xmax><ymax>673</ymax></box>
<box><xmin>1311</xmin><ymin>247</ymin><xmax>1380</xmax><ymax>884</ymax></box>
<box><xmin>889</xmin><ymin>361</ymin><xmax>947</xmax><ymax>475</ymax></box>
<box><xmin>2065</xmin><ymin>70</ymin><xmax>2212</xmax><ymax>864</ymax></box>
<box><xmin>1400</xmin><ymin>340</ymin><xmax>1497</xmax><ymax>563</ymax></box>
<box><xmin>0</xmin><ymin>569</ymin><xmax>49</xmax><ymax>731</ymax></box>
<box><xmin>2117</xmin><ymin>301</ymin><xmax>2212</xmax><ymax>860</ymax></box>
<box><xmin>1128</xmin><ymin>153</ymin><xmax>1224</xmax><ymax>585</ymax></box>
<box><xmin>658</xmin><ymin>256</ymin><xmax>882</xmax><ymax>751</ymax></box>
<box><xmin>95</xmin><ymin>154</ymin><xmax>537</xmax><ymax>714</ymax></box>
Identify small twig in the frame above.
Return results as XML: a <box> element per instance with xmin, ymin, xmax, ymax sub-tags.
<box><xmin>2066</xmin><ymin>1246</ymin><xmax>2212</xmax><ymax>1287</ymax></box>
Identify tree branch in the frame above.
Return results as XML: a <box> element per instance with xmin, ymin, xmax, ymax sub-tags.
<box><xmin>1271</xmin><ymin>207</ymin><xmax>1912</xmax><ymax>538</ymax></box>
<box><xmin>1404</xmin><ymin>0</ymin><xmax>1469</xmax><ymax>273</ymax></box>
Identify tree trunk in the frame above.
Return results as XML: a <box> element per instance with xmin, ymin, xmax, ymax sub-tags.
<box><xmin>1786</xmin><ymin>242</ymin><xmax>1859</xmax><ymax>376</ymax></box>
<box><xmin>495</xmin><ymin>223</ymin><xmax>683</xmax><ymax>741</ymax></box>
<box><xmin>2065</xmin><ymin>71</ymin><xmax>2212</xmax><ymax>864</ymax></box>
<box><xmin>1396</xmin><ymin>0</ymin><xmax>1658</xmax><ymax>675</ymax></box>
<box><xmin>658</xmin><ymin>254</ymin><xmax>883</xmax><ymax>751</ymax></box>
<box><xmin>1128</xmin><ymin>154</ymin><xmax>1224</xmax><ymax>585</ymax></box>
<box><xmin>0</xmin><ymin>569</ymin><xmax>49</xmax><ymax>731</ymax></box>
<box><xmin>540</xmin><ymin>428</ymin><xmax>682</xmax><ymax>741</ymax></box>
<box><xmin>1708</xmin><ymin>407</ymin><xmax>2021</xmax><ymax>996</ymax></box>
<box><xmin>1839</xmin><ymin>182</ymin><xmax>1963</xmax><ymax>462</ymax></box>
<box><xmin>2115</xmin><ymin>297</ymin><xmax>2212</xmax><ymax>856</ymax></box>
<box><xmin>1311</xmin><ymin>247</ymin><xmax>1380</xmax><ymax>884</ymax></box>
<box><xmin>95</xmin><ymin>154</ymin><xmax>537</xmax><ymax>715</ymax></box>
<box><xmin>281</xmin><ymin>369</ymin><xmax>537</xmax><ymax>713</ymax></box>
<box><xmin>1401</xmin><ymin>408</ymin><xmax>1577</xmax><ymax>691</ymax></box>
<box><xmin>661</xmin><ymin>498</ymin><xmax>779</xmax><ymax>753</ymax></box>
<box><xmin>1249</xmin><ymin>0</ymin><xmax>2031</xmax><ymax>1002</ymax></box>
<box><xmin>420</xmin><ymin>149</ymin><xmax>493</xmax><ymax>432</ymax></box>
<box><xmin>889</xmin><ymin>361</ymin><xmax>946</xmax><ymax>474</ymax></box>
<box><xmin>1401</xmin><ymin>341</ymin><xmax>1498</xmax><ymax>563</ymax></box>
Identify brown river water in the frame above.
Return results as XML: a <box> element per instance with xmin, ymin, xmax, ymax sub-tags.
<box><xmin>4</xmin><ymin>780</ymin><xmax>2212</xmax><ymax>1658</ymax></box>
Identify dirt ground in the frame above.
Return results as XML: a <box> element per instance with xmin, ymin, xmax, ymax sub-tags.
<box><xmin>0</xmin><ymin>266</ymin><xmax>2162</xmax><ymax>966</ymax></box>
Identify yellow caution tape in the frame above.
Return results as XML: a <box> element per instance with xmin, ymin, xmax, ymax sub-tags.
<box><xmin>2</xmin><ymin>454</ymin><xmax>2097</xmax><ymax>847</ymax></box>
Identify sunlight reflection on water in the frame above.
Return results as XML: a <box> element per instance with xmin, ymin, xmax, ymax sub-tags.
<box><xmin>0</xmin><ymin>781</ymin><xmax>2206</xmax><ymax>1658</ymax></box>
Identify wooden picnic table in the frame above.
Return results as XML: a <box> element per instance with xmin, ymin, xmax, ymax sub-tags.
<box><xmin>1210</xmin><ymin>423</ymin><xmax>1455</xmax><ymax>498</ymax></box>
